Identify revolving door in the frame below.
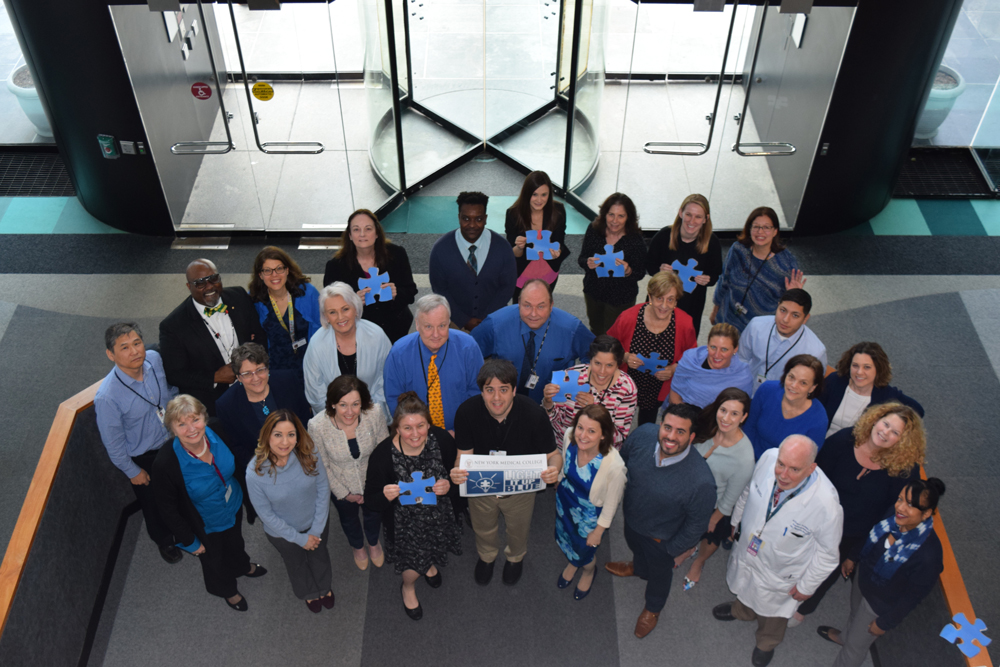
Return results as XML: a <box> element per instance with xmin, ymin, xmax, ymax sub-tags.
<box><xmin>363</xmin><ymin>0</ymin><xmax>608</xmax><ymax>215</ymax></box>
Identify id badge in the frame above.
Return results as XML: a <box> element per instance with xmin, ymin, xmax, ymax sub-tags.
<box><xmin>734</xmin><ymin>302</ymin><xmax>748</xmax><ymax>316</ymax></box>
<box><xmin>755</xmin><ymin>374</ymin><xmax>766</xmax><ymax>387</ymax></box>
<box><xmin>525</xmin><ymin>373</ymin><xmax>539</xmax><ymax>390</ymax></box>
<box><xmin>292</xmin><ymin>338</ymin><xmax>307</xmax><ymax>351</ymax></box>
<box><xmin>747</xmin><ymin>534</ymin><xmax>763</xmax><ymax>556</ymax></box>
<box><xmin>489</xmin><ymin>450</ymin><xmax>507</xmax><ymax>457</ymax></box>
<box><xmin>224</xmin><ymin>484</ymin><xmax>233</xmax><ymax>503</ymax></box>
<box><xmin>156</xmin><ymin>407</ymin><xmax>166</xmax><ymax>424</ymax></box>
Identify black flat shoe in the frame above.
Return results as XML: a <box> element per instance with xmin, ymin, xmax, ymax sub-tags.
<box><xmin>816</xmin><ymin>626</ymin><xmax>843</xmax><ymax>645</ymax></box>
<box><xmin>574</xmin><ymin>568</ymin><xmax>595</xmax><ymax>600</ymax></box>
<box><xmin>502</xmin><ymin>560</ymin><xmax>523</xmax><ymax>586</ymax></box>
<box><xmin>424</xmin><ymin>570</ymin><xmax>442</xmax><ymax>588</ymax></box>
<box><xmin>245</xmin><ymin>564</ymin><xmax>267</xmax><ymax>578</ymax></box>
<box><xmin>712</xmin><ymin>602</ymin><xmax>736</xmax><ymax>621</ymax></box>
<box><xmin>751</xmin><ymin>647</ymin><xmax>774</xmax><ymax>667</ymax></box>
<box><xmin>159</xmin><ymin>545</ymin><xmax>182</xmax><ymax>564</ymax></box>
<box><xmin>401</xmin><ymin>584</ymin><xmax>422</xmax><ymax>620</ymax></box>
<box><xmin>475</xmin><ymin>559</ymin><xmax>495</xmax><ymax>586</ymax></box>
<box><xmin>557</xmin><ymin>574</ymin><xmax>573</xmax><ymax>589</ymax></box>
<box><xmin>226</xmin><ymin>594</ymin><xmax>248</xmax><ymax>612</ymax></box>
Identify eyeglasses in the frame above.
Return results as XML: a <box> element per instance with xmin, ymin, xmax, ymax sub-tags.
<box><xmin>238</xmin><ymin>368</ymin><xmax>269</xmax><ymax>380</ymax></box>
<box><xmin>189</xmin><ymin>273</ymin><xmax>221</xmax><ymax>288</ymax></box>
<box><xmin>260</xmin><ymin>265</ymin><xmax>288</xmax><ymax>277</ymax></box>
<box><xmin>751</xmin><ymin>225</ymin><xmax>775</xmax><ymax>233</ymax></box>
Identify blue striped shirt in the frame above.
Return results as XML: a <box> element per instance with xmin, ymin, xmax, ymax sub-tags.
<box><xmin>94</xmin><ymin>350</ymin><xmax>178</xmax><ymax>478</ymax></box>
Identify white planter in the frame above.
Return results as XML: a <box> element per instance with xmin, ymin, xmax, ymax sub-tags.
<box><xmin>914</xmin><ymin>65</ymin><xmax>966</xmax><ymax>140</ymax></box>
<box><xmin>6</xmin><ymin>64</ymin><xmax>54</xmax><ymax>138</ymax></box>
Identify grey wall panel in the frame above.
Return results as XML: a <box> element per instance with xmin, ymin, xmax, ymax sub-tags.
<box><xmin>110</xmin><ymin>4</ymin><xmax>226</xmax><ymax>228</ymax></box>
<box><xmin>0</xmin><ymin>408</ymin><xmax>133</xmax><ymax>666</ymax></box>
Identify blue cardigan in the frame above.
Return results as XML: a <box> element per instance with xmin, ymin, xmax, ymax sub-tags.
<box><xmin>818</xmin><ymin>371</ymin><xmax>924</xmax><ymax>423</ymax></box>
<box><xmin>253</xmin><ymin>282</ymin><xmax>322</xmax><ymax>343</ymax></box>
<box><xmin>429</xmin><ymin>230</ymin><xmax>517</xmax><ymax>328</ymax></box>
<box><xmin>742</xmin><ymin>380</ymin><xmax>829</xmax><ymax>459</ymax></box>
<box><xmin>215</xmin><ymin>369</ymin><xmax>312</xmax><ymax>463</ymax></box>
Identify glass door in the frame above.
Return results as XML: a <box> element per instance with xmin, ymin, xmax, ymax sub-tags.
<box><xmin>111</xmin><ymin>1</ymin><xmax>376</xmax><ymax>232</ymax></box>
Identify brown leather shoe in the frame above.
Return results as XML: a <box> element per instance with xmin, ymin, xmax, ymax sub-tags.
<box><xmin>605</xmin><ymin>561</ymin><xmax>635</xmax><ymax>577</ymax></box>
<box><xmin>634</xmin><ymin>609</ymin><xmax>660</xmax><ymax>638</ymax></box>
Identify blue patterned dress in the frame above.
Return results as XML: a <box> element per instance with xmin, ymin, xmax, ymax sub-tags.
<box><xmin>555</xmin><ymin>444</ymin><xmax>603</xmax><ymax>566</ymax></box>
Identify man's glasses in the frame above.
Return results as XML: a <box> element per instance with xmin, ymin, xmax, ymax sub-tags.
<box><xmin>260</xmin><ymin>266</ymin><xmax>288</xmax><ymax>277</ymax></box>
<box><xmin>189</xmin><ymin>273</ymin><xmax>221</xmax><ymax>288</ymax></box>
<box><xmin>238</xmin><ymin>368</ymin><xmax>269</xmax><ymax>380</ymax></box>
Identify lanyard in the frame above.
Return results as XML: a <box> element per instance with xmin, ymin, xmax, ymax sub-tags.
<box><xmin>114</xmin><ymin>362</ymin><xmax>162</xmax><ymax>410</ymax></box>
<box><xmin>418</xmin><ymin>339</ymin><xmax>450</xmax><ymax>394</ymax></box>
<box><xmin>764</xmin><ymin>480</ymin><xmax>803</xmax><ymax>524</ymax></box>
<box><xmin>523</xmin><ymin>320</ymin><xmax>551</xmax><ymax>374</ymax></box>
<box><xmin>182</xmin><ymin>437</ymin><xmax>227</xmax><ymax>486</ymax></box>
<box><xmin>201</xmin><ymin>315</ymin><xmax>236</xmax><ymax>357</ymax></box>
<box><xmin>763</xmin><ymin>324</ymin><xmax>805</xmax><ymax>376</ymax></box>
<box><xmin>738</xmin><ymin>251</ymin><xmax>770</xmax><ymax>309</ymax></box>
<box><xmin>269</xmin><ymin>294</ymin><xmax>297</xmax><ymax>352</ymax></box>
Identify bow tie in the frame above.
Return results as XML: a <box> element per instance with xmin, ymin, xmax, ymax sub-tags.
<box><xmin>204</xmin><ymin>303</ymin><xmax>228</xmax><ymax>316</ymax></box>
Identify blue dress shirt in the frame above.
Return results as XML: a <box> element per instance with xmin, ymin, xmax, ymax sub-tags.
<box><xmin>383</xmin><ymin>330</ymin><xmax>483</xmax><ymax>431</ymax></box>
<box><xmin>94</xmin><ymin>350</ymin><xmax>178</xmax><ymax>478</ymax></box>
<box><xmin>472</xmin><ymin>305</ymin><xmax>594</xmax><ymax>403</ymax></box>
<box><xmin>737</xmin><ymin>315</ymin><xmax>828</xmax><ymax>397</ymax></box>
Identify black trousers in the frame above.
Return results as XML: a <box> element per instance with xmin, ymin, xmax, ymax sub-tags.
<box><xmin>131</xmin><ymin>448</ymin><xmax>174</xmax><ymax>548</ymax></box>
<box><xmin>623</xmin><ymin>521</ymin><xmax>675</xmax><ymax>613</ymax></box>
<box><xmin>198</xmin><ymin>507</ymin><xmax>252</xmax><ymax>598</ymax></box>
<box><xmin>797</xmin><ymin>534</ymin><xmax>863</xmax><ymax>616</ymax></box>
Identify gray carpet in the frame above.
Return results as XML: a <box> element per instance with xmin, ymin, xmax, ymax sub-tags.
<box><xmin>0</xmin><ymin>255</ymin><xmax>996</xmax><ymax>666</ymax></box>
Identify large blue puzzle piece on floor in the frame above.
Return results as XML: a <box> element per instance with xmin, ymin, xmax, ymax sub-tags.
<box><xmin>551</xmin><ymin>369</ymin><xmax>590</xmax><ymax>403</ymax></box>
<box><xmin>671</xmin><ymin>258</ymin><xmax>703</xmax><ymax>293</ymax></box>
<box><xmin>526</xmin><ymin>229</ymin><xmax>559</xmax><ymax>260</ymax></box>
<box><xmin>940</xmin><ymin>613</ymin><xmax>991</xmax><ymax>658</ymax></box>
<box><xmin>398</xmin><ymin>471</ymin><xmax>437</xmax><ymax>505</ymax></box>
<box><xmin>593</xmin><ymin>244</ymin><xmax>625</xmax><ymax>277</ymax></box>
<box><xmin>358</xmin><ymin>268</ymin><xmax>393</xmax><ymax>305</ymax></box>
<box><xmin>636</xmin><ymin>352</ymin><xmax>671</xmax><ymax>374</ymax></box>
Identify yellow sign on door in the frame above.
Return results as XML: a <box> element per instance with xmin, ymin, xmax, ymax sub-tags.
<box><xmin>252</xmin><ymin>82</ymin><xmax>274</xmax><ymax>101</ymax></box>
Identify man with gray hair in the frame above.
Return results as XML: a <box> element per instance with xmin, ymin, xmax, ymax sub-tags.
<box><xmin>383</xmin><ymin>294</ymin><xmax>483</xmax><ymax>432</ymax></box>
<box><xmin>159</xmin><ymin>259</ymin><xmax>264</xmax><ymax>415</ymax></box>
<box><xmin>95</xmin><ymin>322</ymin><xmax>181</xmax><ymax>563</ymax></box>
<box><xmin>713</xmin><ymin>435</ymin><xmax>843</xmax><ymax>667</ymax></box>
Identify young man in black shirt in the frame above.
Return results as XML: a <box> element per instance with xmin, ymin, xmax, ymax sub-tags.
<box><xmin>450</xmin><ymin>359</ymin><xmax>561</xmax><ymax>586</ymax></box>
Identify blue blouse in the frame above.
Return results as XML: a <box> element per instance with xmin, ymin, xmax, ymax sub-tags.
<box><xmin>173</xmin><ymin>427</ymin><xmax>243</xmax><ymax>551</ymax></box>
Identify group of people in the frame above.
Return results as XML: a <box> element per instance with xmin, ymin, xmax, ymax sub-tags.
<box><xmin>92</xmin><ymin>172</ymin><xmax>942</xmax><ymax>667</ymax></box>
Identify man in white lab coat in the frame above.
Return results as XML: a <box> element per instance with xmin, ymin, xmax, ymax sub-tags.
<box><xmin>713</xmin><ymin>435</ymin><xmax>842</xmax><ymax>667</ymax></box>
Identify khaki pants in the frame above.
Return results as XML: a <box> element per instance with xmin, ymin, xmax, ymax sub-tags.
<box><xmin>732</xmin><ymin>598</ymin><xmax>789</xmax><ymax>652</ymax></box>
<box><xmin>468</xmin><ymin>493</ymin><xmax>537</xmax><ymax>563</ymax></box>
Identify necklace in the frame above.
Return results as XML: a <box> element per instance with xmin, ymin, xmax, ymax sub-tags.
<box><xmin>185</xmin><ymin>437</ymin><xmax>209</xmax><ymax>458</ymax></box>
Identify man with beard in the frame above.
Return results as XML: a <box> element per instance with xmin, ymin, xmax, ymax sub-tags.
<box><xmin>605</xmin><ymin>402</ymin><xmax>716</xmax><ymax>638</ymax></box>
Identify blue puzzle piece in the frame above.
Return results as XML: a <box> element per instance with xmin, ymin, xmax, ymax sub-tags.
<box><xmin>593</xmin><ymin>244</ymin><xmax>625</xmax><ymax>278</ymax></box>
<box><xmin>398</xmin><ymin>471</ymin><xmax>437</xmax><ymax>505</ymax></box>
<box><xmin>357</xmin><ymin>268</ymin><xmax>393</xmax><ymax>306</ymax></box>
<box><xmin>671</xmin><ymin>258</ymin><xmax>703</xmax><ymax>294</ymax></box>
<box><xmin>550</xmin><ymin>369</ymin><xmax>591</xmax><ymax>403</ymax></box>
<box><xmin>526</xmin><ymin>229</ymin><xmax>559</xmax><ymax>260</ymax></box>
<box><xmin>940</xmin><ymin>613</ymin><xmax>991</xmax><ymax>658</ymax></box>
<box><xmin>636</xmin><ymin>352</ymin><xmax>671</xmax><ymax>374</ymax></box>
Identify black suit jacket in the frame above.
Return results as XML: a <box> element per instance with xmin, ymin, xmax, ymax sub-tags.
<box><xmin>159</xmin><ymin>287</ymin><xmax>265</xmax><ymax>415</ymax></box>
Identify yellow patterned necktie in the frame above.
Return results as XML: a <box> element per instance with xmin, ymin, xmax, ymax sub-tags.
<box><xmin>427</xmin><ymin>353</ymin><xmax>445</xmax><ymax>428</ymax></box>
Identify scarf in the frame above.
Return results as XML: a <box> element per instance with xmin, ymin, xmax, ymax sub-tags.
<box><xmin>860</xmin><ymin>514</ymin><xmax>933</xmax><ymax>583</ymax></box>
